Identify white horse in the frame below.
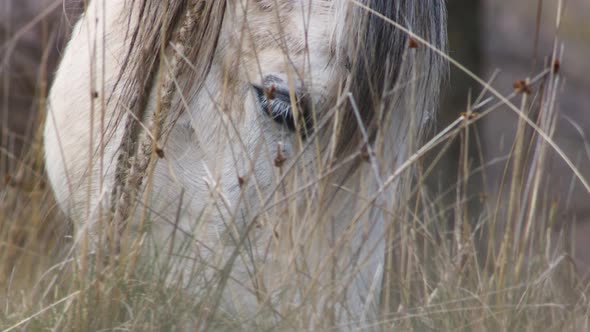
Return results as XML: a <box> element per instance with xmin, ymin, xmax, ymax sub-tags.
<box><xmin>44</xmin><ymin>0</ymin><xmax>446</xmax><ymax>329</ymax></box>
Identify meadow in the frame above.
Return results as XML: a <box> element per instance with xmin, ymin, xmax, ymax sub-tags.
<box><xmin>1</xmin><ymin>1</ymin><xmax>589</xmax><ymax>331</ymax></box>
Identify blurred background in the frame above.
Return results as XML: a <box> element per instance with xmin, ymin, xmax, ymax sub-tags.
<box><xmin>1</xmin><ymin>0</ymin><xmax>589</xmax><ymax>268</ymax></box>
<box><xmin>0</xmin><ymin>0</ymin><xmax>81</xmax><ymax>159</ymax></box>
<box><xmin>442</xmin><ymin>0</ymin><xmax>590</xmax><ymax>272</ymax></box>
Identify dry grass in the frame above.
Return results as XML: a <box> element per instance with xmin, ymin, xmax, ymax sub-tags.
<box><xmin>2</xmin><ymin>1</ymin><xmax>590</xmax><ymax>331</ymax></box>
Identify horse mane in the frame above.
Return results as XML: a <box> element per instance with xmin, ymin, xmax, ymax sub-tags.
<box><xmin>345</xmin><ymin>0</ymin><xmax>447</xmax><ymax>151</ymax></box>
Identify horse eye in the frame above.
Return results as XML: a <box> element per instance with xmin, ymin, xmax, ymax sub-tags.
<box><xmin>253</xmin><ymin>85</ymin><xmax>310</xmax><ymax>133</ymax></box>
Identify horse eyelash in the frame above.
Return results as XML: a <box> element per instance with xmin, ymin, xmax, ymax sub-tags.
<box><xmin>253</xmin><ymin>85</ymin><xmax>298</xmax><ymax>131</ymax></box>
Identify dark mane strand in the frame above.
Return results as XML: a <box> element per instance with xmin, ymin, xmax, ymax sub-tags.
<box><xmin>341</xmin><ymin>0</ymin><xmax>447</xmax><ymax>154</ymax></box>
